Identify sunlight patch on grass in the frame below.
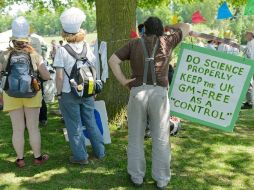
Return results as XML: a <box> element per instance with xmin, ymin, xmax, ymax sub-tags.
<box><xmin>0</xmin><ymin>153</ymin><xmax>9</xmax><ymax>159</ymax></box>
<box><xmin>0</xmin><ymin>107</ymin><xmax>253</xmax><ymax>189</ymax></box>
<box><xmin>214</xmin><ymin>145</ymin><xmax>254</xmax><ymax>153</ymax></box>
<box><xmin>28</xmin><ymin>167</ymin><xmax>68</xmax><ymax>183</ymax></box>
<box><xmin>80</xmin><ymin>167</ymin><xmax>115</xmax><ymax>175</ymax></box>
<box><xmin>0</xmin><ymin>167</ymin><xmax>68</xmax><ymax>186</ymax></box>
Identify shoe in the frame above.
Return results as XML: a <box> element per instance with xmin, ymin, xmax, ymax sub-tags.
<box><xmin>69</xmin><ymin>156</ymin><xmax>89</xmax><ymax>165</ymax></box>
<box><xmin>241</xmin><ymin>102</ymin><xmax>253</xmax><ymax>109</ymax></box>
<box><xmin>34</xmin><ymin>154</ymin><xmax>49</xmax><ymax>165</ymax></box>
<box><xmin>129</xmin><ymin>175</ymin><xmax>143</xmax><ymax>187</ymax></box>
<box><xmin>156</xmin><ymin>181</ymin><xmax>168</xmax><ymax>190</ymax></box>
<box><xmin>39</xmin><ymin>120</ymin><xmax>48</xmax><ymax>127</ymax></box>
<box><xmin>96</xmin><ymin>155</ymin><xmax>106</xmax><ymax>161</ymax></box>
<box><xmin>16</xmin><ymin>158</ymin><xmax>25</xmax><ymax>168</ymax></box>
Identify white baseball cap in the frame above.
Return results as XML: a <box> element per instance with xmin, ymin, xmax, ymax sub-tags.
<box><xmin>60</xmin><ymin>7</ymin><xmax>86</xmax><ymax>34</ymax></box>
<box><xmin>11</xmin><ymin>16</ymin><xmax>30</xmax><ymax>42</ymax></box>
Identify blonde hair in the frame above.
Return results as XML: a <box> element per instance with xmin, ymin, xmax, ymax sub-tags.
<box><xmin>61</xmin><ymin>29</ymin><xmax>86</xmax><ymax>43</ymax></box>
<box><xmin>9</xmin><ymin>40</ymin><xmax>35</xmax><ymax>53</ymax></box>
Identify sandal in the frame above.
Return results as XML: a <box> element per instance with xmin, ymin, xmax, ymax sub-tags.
<box><xmin>34</xmin><ymin>154</ymin><xmax>49</xmax><ymax>165</ymax></box>
<box><xmin>16</xmin><ymin>158</ymin><xmax>25</xmax><ymax>168</ymax></box>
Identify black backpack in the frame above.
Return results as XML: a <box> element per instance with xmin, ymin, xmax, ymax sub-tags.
<box><xmin>63</xmin><ymin>43</ymin><xmax>102</xmax><ymax>98</ymax></box>
<box><xmin>2</xmin><ymin>51</ymin><xmax>39</xmax><ymax>98</ymax></box>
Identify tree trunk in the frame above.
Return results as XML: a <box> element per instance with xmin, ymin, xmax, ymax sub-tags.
<box><xmin>95</xmin><ymin>0</ymin><xmax>137</xmax><ymax>120</ymax></box>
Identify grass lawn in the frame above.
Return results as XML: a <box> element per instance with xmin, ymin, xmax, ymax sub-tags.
<box><xmin>0</xmin><ymin>102</ymin><xmax>253</xmax><ymax>190</ymax></box>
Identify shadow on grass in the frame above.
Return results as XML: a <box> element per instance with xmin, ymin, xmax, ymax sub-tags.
<box><xmin>0</xmin><ymin>107</ymin><xmax>253</xmax><ymax>190</ymax></box>
<box><xmin>168</xmin><ymin>110</ymin><xmax>254</xmax><ymax>190</ymax></box>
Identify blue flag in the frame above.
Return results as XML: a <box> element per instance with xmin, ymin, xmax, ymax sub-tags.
<box><xmin>217</xmin><ymin>2</ymin><xmax>233</xmax><ymax>20</ymax></box>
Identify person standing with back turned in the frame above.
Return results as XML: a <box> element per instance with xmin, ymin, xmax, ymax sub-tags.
<box><xmin>54</xmin><ymin>8</ymin><xmax>105</xmax><ymax>165</ymax></box>
<box><xmin>109</xmin><ymin>17</ymin><xmax>191</xmax><ymax>189</ymax></box>
<box><xmin>0</xmin><ymin>17</ymin><xmax>51</xmax><ymax>168</ymax></box>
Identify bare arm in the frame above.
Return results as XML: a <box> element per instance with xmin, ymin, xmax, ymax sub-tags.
<box><xmin>170</xmin><ymin>23</ymin><xmax>192</xmax><ymax>38</ymax></box>
<box><xmin>108</xmin><ymin>54</ymin><xmax>135</xmax><ymax>87</ymax></box>
<box><xmin>189</xmin><ymin>31</ymin><xmax>242</xmax><ymax>49</ymax></box>
<box><xmin>55</xmin><ymin>68</ymin><xmax>64</xmax><ymax>95</ymax></box>
<box><xmin>37</xmin><ymin>63</ymin><xmax>51</xmax><ymax>80</ymax></box>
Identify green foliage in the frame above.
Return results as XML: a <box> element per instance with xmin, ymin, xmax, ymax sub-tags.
<box><xmin>137</xmin><ymin>0</ymin><xmax>248</xmax><ymax>8</ymax></box>
<box><xmin>0</xmin><ymin>0</ymin><xmax>252</xmax><ymax>40</ymax></box>
<box><xmin>137</xmin><ymin>0</ymin><xmax>168</xmax><ymax>8</ymax></box>
<box><xmin>0</xmin><ymin>5</ymin><xmax>96</xmax><ymax>35</ymax></box>
<box><xmin>0</xmin><ymin>15</ymin><xmax>12</xmax><ymax>32</ymax></box>
<box><xmin>0</xmin><ymin>0</ymin><xmax>249</xmax><ymax>11</ymax></box>
<box><xmin>136</xmin><ymin>6</ymin><xmax>173</xmax><ymax>25</ymax></box>
<box><xmin>137</xmin><ymin>0</ymin><xmax>252</xmax><ymax>44</ymax></box>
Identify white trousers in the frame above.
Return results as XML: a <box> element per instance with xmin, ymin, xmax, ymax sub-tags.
<box><xmin>127</xmin><ymin>85</ymin><xmax>171</xmax><ymax>186</ymax></box>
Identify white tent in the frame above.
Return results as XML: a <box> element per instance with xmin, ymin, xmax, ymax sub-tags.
<box><xmin>0</xmin><ymin>30</ymin><xmax>12</xmax><ymax>51</ymax></box>
<box><xmin>0</xmin><ymin>30</ymin><xmax>48</xmax><ymax>54</ymax></box>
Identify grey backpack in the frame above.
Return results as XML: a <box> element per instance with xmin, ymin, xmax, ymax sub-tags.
<box><xmin>63</xmin><ymin>43</ymin><xmax>99</xmax><ymax>98</ymax></box>
<box><xmin>3</xmin><ymin>51</ymin><xmax>38</xmax><ymax>98</ymax></box>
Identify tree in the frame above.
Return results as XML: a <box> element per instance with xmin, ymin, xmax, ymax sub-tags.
<box><xmin>95</xmin><ymin>0</ymin><xmax>136</xmax><ymax>119</ymax></box>
<box><xmin>0</xmin><ymin>0</ymin><xmax>249</xmax><ymax>119</ymax></box>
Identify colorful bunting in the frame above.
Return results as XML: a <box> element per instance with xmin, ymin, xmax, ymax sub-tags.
<box><xmin>244</xmin><ymin>0</ymin><xmax>254</xmax><ymax>15</ymax></box>
<box><xmin>217</xmin><ymin>2</ymin><xmax>233</xmax><ymax>20</ymax></box>
<box><xmin>192</xmin><ymin>11</ymin><xmax>206</xmax><ymax>23</ymax></box>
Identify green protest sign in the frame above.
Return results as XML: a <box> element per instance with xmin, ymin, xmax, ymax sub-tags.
<box><xmin>169</xmin><ymin>43</ymin><xmax>254</xmax><ymax>132</ymax></box>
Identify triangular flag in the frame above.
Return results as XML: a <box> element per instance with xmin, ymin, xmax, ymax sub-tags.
<box><xmin>130</xmin><ymin>29</ymin><xmax>138</xmax><ymax>39</ymax></box>
<box><xmin>192</xmin><ymin>11</ymin><xmax>206</xmax><ymax>23</ymax></box>
<box><xmin>172</xmin><ymin>15</ymin><xmax>178</xmax><ymax>24</ymax></box>
<box><xmin>217</xmin><ymin>2</ymin><xmax>233</xmax><ymax>20</ymax></box>
<box><xmin>244</xmin><ymin>0</ymin><xmax>254</xmax><ymax>15</ymax></box>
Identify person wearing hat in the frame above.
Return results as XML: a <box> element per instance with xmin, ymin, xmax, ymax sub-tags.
<box><xmin>0</xmin><ymin>16</ymin><xmax>51</xmax><ymax>168</ymax></box>
<box><xmin>242</xmin><ymin>31</ymin><xmax>254</xmax><ymax>109</ymax></box>
<box><xmin>54</xmin><ymin>7</ymin><xmax>105</xmax><ymax>165</ymax></box>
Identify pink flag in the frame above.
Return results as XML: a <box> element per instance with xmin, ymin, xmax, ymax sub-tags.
<box><xmin>130</xmin><ymin>29</ymin><xmax>138</xmax><ymax>39</ymax></box>
<box><xmin>192</xmin><ymin>11</ymin><xmax>206</xmax><ymax>23</ymax></box>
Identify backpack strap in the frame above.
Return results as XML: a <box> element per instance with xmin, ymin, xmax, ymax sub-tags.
<box><xmin>63</xmin><ymin>43</ymin><xmax>87</xmax><ymax>60</ymax></box>
<box><xmin>5</xmin><ymin>51</ymin><xmax>14</xmax><ymax>74</ymax></box>
<box><xmin>63</xmin><ymin>43</ymin><xmax>88</xmax><ymax>80</ymax></box>
<box><xmin>63</xmin><ymin>67</ymin><xmax>71</xmax><ymax>79</ymax></box>
<box><xmin>140</xmin><ymin>37</ymin><xmax>159</xmax><ymax>85</ymax></box>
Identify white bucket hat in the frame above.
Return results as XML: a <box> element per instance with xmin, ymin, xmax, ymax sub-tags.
<box><xmin>60</xmin><ymin>7</ymin><xmax>86</xmax><ymax>34</ymax></box>
<box><xmin>11</xmin><ymin>16</ymin><xmax>30</xmax><ymax>42</ymax></box>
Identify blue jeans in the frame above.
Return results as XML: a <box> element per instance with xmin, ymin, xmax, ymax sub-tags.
<box><xmin>59</xmin><ymin>92</ymin><xmax>105</xmax><ymax>161</ymax></box>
